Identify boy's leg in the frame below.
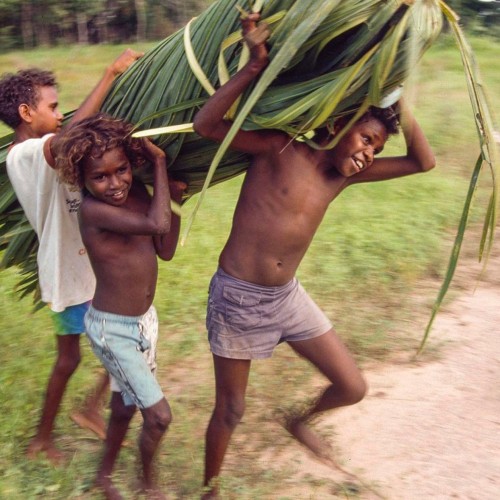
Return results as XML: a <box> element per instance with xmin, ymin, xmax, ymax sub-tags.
<box><xmin>96</xmin><ymin>391</ymin><xmax>136</xmax><ymax>498</ymax></box>
<box><xmin>27</xmin><ymin>334</ymin><xmax>81</xmax><ymax>463</ymax></box>
<box><xmin>285</xmin><ymin>329</ymin><xmax>367</xmax><ymax>461</ymax></box>
<box><xmin>70</xmin><ymin>370</ymin><xmax>109</xmax><ymax>439</ymax></box>
<box><xmin>138</xmin><ymin>397</ymin><xmax>171</xmax><ymax>495</ymax></box>
<box><xmin>203</xmin><ymin>354</ymin><xmax>251</xmax><ymax>498</ymax></box>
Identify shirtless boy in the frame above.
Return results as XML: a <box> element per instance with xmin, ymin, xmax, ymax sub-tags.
<box><xmin>0</xmin><ymin>48</ymin><xmax>143</xmax><ymax>463</ymax></box>
<box><xmin>193</xmin><ymin>14</ymin><xmax>435</xmax><ymax>496</ymax></box>
<box><xmin>56</xmin><ymin>113</ymin><xmax>185</xmax><ymax>499</ymax></box>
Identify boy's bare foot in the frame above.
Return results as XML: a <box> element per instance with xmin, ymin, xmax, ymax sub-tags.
<box><xmin>26</xmin><ymin>438</ymin><xmax>65</xmax><ymax>465</ymax></box>
<box><xmin>135</xmin><ymin>478</ymin><xmax>168</xmax><ymax>499</ymax></box>
<box><xmin>201</xmin><ymin>491</ymin><xmax>218</xmax><ymax>500</ymax></box>
<box><xmin>96</xmin><ymin>475</ymin><xmax>124</xmax><ymax>500</ymax></box>
<box><xmin>283</xmin><ymin>417</ymin><xmax>355</xmax><ymax>478</ymax></box>
<box><xmin>142</xmin><ymin>488</ymin><xmax>168</xmax><ymax>500</ymax></box>
<box><xmin>70</xmin><ymin>411</ymin><xmax>106</xmax><ymax>440</ymax></box>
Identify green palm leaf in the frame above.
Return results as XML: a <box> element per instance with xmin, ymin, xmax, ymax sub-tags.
<box><xmin>418</xmin><ymin>1</ymin><xmax>499</xmax><ymax>352</ymax></box>
<box><xmin>1</xmin><ymin>0</ymin><xmax>497</xmax><ymax>346</ymax></box>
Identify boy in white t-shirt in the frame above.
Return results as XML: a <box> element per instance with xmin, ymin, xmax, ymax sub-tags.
<box><xmin>0</xmin><ymin>49</ymin><xmax>143</xmax><ymax>464</ymax></box>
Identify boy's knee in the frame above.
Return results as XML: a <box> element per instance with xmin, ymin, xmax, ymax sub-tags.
<box><xmin>217</xmin><ymin>399</ymin><xmax>245</xmax><ymax>429</ymax></box>
<box><xmin>55</xmin><ymin>353</ymin><xmax>80</xmax><ymax>376</ymax></box>
<box><xmin>144</xmin><ymin>399</ymin><xmax>172</xmax><ymax>433</ymax></box>
<box><xmin>346</xmin><ymin>376</ymin><xmax>368</xmax><ymax>405</ymax></box>
<box><xmin>155</xmin><ymin>408</ymin><xmax>172</xmax><ymax>432</ymax></box>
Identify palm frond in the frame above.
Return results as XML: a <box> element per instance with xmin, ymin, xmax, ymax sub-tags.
<box><xmin>418</xmin><ymin>2</ymin><xmax>499</xmax><ymax>352</ymax></box>
<box><xmin>0</xmin><ymin>0</ymin><xmax>497</xmax><ymax>344</ymax></box>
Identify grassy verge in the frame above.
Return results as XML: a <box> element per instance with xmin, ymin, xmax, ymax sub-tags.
<box><xmin>0</xmin><ymin>32</ymin><xmax>499</xmax><ymax>498</ymax></box>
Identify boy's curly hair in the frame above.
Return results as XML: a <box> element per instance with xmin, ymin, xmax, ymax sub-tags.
<box><xmin>0</xmin><ymin>68</ymin><xmax>57</xmax><ymax>129</ymax></box>
<box><xmin>336</xmin><ymin>105</ymin><xmax>400</xmax><ymax>136</ymax></box>
<box><xmin>317</xmin><ymin>104</ymin><xmax>400</xmax><ymax>145</ymax></box>
<box><xmin>56</xmin><ymin>113</ymin><xmax>146</xmax><ymax>189</ymax></box>
<box><xmin>362</xmin><ymin>105</ymin><xmax>400</xmax><ymax>136</ymax></box>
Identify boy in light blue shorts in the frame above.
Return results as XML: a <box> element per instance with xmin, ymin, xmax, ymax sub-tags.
<box><xmin>85</xmin><ymin>305</ymin><xmax>162</xmax><ymax>409</ymax></box>
<box><xmin>56</xmin><ymin>113</ymin><xmax>186</xmax><ymax>498</ymax></box>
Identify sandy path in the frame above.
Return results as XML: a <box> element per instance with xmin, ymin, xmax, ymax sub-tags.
<box><xmin>331</xmin><ymin>285</ymin><xmax>500</xmax><ymax>499</ymax></box>
<box><xmin>258</xmin><ymin>253</ymin><xmax>500</xmax><ymax>499</ymax></box>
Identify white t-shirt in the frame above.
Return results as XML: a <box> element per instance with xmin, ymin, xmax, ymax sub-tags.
<box><xmin>6</xmin><ymin>134</ymin><xmax>95</xmax><ymax>312</ymax></box>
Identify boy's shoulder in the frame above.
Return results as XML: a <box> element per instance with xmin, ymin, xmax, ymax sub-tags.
<box><xmin>7</xmin><ymin>134</ymin><xmax>56</xmax><ymax>181</ymax></box>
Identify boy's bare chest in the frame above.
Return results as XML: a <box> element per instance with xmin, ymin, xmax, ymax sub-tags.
<box><xmin>255</xmin><ymin>158</ymin><xmax>345</xmax><ymax>205</ymax></box>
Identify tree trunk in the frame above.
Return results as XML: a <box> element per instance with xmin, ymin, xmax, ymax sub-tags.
<box><xmin>21</xmin><ymin>2</ymin><xmax>35</xmax><ymax>49</ymax></box>
<box><xmin>76</xmin><ymin>12</ymin><xmax>89</xmax><ymax>44</ymax></box>
<box><xmin>135</xmin><ymin>0</ymin><xmax>147</xmax><ymax>41</ymax></box>
<box><xmin>34</xmin><ymin>2</ymin><xmax>51</xmax><ymax>46</ymax></box>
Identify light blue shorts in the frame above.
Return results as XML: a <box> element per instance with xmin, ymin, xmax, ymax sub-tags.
<box><xmin>206</xmin><ymin>268</ymin><xmax>332</xmax><ymax>360</ymax></box>
<box><xmin>85</xmin><ymin>305</ymin><xmax>163</xmax><ymax>409</ymax></box>
<box><xmin>51</xmin><ymin>301</ymin><xmax>91</xmax><ymax>335</ymax></box>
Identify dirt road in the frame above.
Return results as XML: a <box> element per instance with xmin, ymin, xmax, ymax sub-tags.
<box><xmin>259</xmin><ymin>250</ymin><xmax>500</xmax><ymax>499</ymax></box>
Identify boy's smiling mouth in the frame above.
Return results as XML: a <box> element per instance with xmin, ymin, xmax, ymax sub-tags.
<box><xmin>110</xmin><ymin>189</ymin><xmax>126</xmax><ymax>201</ymax></box>
<box><xmin>353</xmin><ymin>157</ymin><xmax>365</xmax><ymax>170</ymax></box>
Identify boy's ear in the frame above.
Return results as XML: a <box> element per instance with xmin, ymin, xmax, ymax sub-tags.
<box><xmin>18</xmin><ymin>103</ymin><xmax>33</xmax><ymax>123</ymax></box>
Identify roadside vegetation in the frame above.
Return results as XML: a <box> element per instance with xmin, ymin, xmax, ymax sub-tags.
<box><xmin>0</xmin><ymin>33</ymin><xmax>498</xmax><ymax>498</ymax></box>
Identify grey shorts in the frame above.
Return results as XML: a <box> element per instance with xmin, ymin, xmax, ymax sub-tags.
<box><xmin>206</xmin><ymin>268</ymin><xmax>332</xmax><ymax>359</ymax></box>
<box><xmin>85</xmin><ymin>305</ymin><xmax>163</xmax><ymax>409</ymax></box>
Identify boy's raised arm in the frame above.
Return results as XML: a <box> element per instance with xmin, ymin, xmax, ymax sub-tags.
<box><xmin>140</xmin><ymin>139</ymin><xmax>172</xmax><ymax>235</ymax></box>
<box><xmin>349</xmin><ymin>100</ymin><xmax>436</xmax><ymax>185</ymax></box>
<box><xmin>70</xmin><ymin>48</ymin><xmax>144</xmax><ymax>125</ymax></box>
<box><xmin>398</xmin><ymin>99</ymin><xmax>436</xmax><ymax>172</ymax></box>
<box><xmin>193</xmin><ymin>14</ymin><xmax>272</xmax><ymax>153</ymax></box>
<box><xmin>154</xmin><ymin>180</ymin><xmax>187</xmax><ymax>261</ymax></box>
<box><xmin>46</xmin><ymin>49</ymin><xmax>143</xmax><ymax>168</ymax></box>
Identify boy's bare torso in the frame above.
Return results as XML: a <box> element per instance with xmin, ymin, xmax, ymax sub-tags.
<box><xmin>80</xmin><ymin>183</ymin><xmax>159</xmax><ymax>316</ymax></box>
<box><xmin>220</xmin><ymin>137</ymin><xmax>347</xmax><ymax>286</ymax></box>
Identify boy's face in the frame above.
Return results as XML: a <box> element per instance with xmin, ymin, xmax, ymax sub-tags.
<box><xmin>331</xmin><ymin>117</ymin><xmax>388</xmax><ymax>177</ymax></box>
<box><xmin>28</xmin><ymin>86</ymin><xmax>64</xmax><ymax>136</ymax></box>
<box><xmin>83</xmin><ymin>147</ymin><xmax>133</xmax><ymax>206</ymax></box>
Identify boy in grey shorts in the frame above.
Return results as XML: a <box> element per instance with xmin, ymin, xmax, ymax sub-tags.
<box><xmin>194</xmin><ymin>13</ymin><xmax>435</xmax><ymax>497</ymax></box>
<box><xmin>207</xmin><ymin>267</ymin><xmax>332</xmax><ymax>359</ymax></box>
<box><xmin>56</xmin><ymin>113</ymin><xmax>186</xmax><ymax>498</ymax></box>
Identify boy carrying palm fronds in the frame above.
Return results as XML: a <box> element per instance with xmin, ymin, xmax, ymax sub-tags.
<box><xmin>193</xmin><ymin>12</ymin><xmax>435</xmax><ymax>497</ymax></box>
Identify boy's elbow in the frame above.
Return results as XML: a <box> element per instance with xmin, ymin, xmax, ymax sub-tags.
<box><xmin>193</xmin><ymin>113</ymin><xmax>222</xmax><ymax>142</ymax></box>
<box><xmin>421</xmin><ymin>154</ymin><xmax>436</xmax><ymax>172</ymax></box>
<box><xmin>154</xmin><ymin>220</ymin><xmax>171</xmax><ymax>235</ymax></box>
<box><xmin>193</xmin><ymin>114</ymin><xmax>209</xmax><ymax>138</ymax></box>
<box><xmin>160</xmin><ymin>251</ymin><xmax>175</xmax><ymax>262</ymax></box>
<box><xmin>158</xmin><ymin>244</ymin><xmax>177</xmax><ymax>261</ymax></box>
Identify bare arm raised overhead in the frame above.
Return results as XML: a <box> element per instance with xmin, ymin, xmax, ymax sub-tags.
<box><xmin>71</xmin><ymin>48</ymin><xmax>143</xmax><ymax>124</ymax></box>
<box><xmin>193</xmin><ymin>13</ymin><xmax>283</xmax><ymax>155</ymax></box>
<box><xmin>346</xmin><ymin>99</ymin><xmax>436</xmax><ymax>185</ymax></box>
<box><xmin>45</xmin><ymin>48</ymin><xmax>143</xmax><ymax>166</ymax></box>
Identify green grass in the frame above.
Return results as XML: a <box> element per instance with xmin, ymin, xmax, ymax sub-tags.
<box><xmin>0</xmin><ymin>32</ymin><xmax>499</xmax><ymax>498</ymax></box>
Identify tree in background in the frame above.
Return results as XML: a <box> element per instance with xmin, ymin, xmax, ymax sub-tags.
<box><xmin>0</xmin><ymin>1</ymin><xmax>497</xmax><ymax>50</ymax></box>
<box><xmin>447</xmin><ymin>0</ymin><xmax>500</xmax><ymax>36</ymax></box>
<box><xmin>0</xmin><ymin>0</ymin><xmax>214</xmax><ymax>48</ymax></box>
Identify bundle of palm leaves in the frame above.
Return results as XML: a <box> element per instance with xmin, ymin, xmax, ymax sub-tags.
<box><xmin>0</xmin><ymin>0</ymin><xmax>497</xmax><ymax>347</ymax></box>
<box><xmin>104</xmin><ymin>0</ymin><xmax>442</xmax><ymax>195</ymax></box>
